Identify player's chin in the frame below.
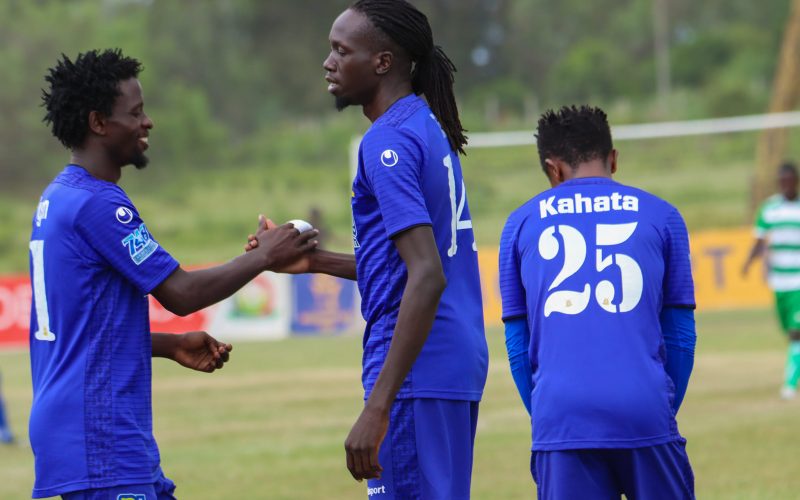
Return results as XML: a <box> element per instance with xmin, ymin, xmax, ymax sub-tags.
<box><xmin>334</xmin><ymin>95</ymin><xmax>352</xmax><ymax>112</ymax></box>
<box><xmin>131</xmin><ymin>153</ymin><xmax>150</xmax><ymax>170</ymax></box>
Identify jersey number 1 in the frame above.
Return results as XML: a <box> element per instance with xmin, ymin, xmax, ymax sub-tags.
<box><xmin>29</xmin><ymin>240</ymin><xmax>56</xmax><ymax>341</ymax></box>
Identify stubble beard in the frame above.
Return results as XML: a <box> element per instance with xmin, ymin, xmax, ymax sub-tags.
<box><xmin>132</xmin><ymin>153</ymin><xmax>149</xmax><ymax>170</ymax></box>
<box><xmin>335</xmin><ymin>96</ymin><xmax>351</xmax><ymax>112</ymax></box>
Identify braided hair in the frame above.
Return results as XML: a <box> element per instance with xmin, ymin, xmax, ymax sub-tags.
<box><xmin>351</xmin><ymin>0</ymin><xmax>467</xmax><ymax>155</ymax></box>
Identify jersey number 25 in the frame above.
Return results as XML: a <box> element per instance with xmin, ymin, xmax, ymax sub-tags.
<box><xmin>538</xmin><ymin>222</ymin><xmax>643</xmax><ymax>317</ymax></box>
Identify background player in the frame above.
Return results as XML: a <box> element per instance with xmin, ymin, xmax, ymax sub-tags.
<box><xmin>32</xmin><ymin>49</ymin><xmax>316</xmax><ymax>499</ymax></box>
<box><xmin>499</xmin><ymin>106</ymin><xmax>696</xmax><ymax>499</ymax></box>
<box><xmin>0</xmin><ymin>371</ymin><xmax>13</xmax><ymax>445</ymax></box>
<box><xmin>742</xmin><ymin>161</ymin><xmax>800</xmax><ymax>399</ymax></box>
<box><xmin>250</xmin><ymin>1</ymin><xmax>489</xmax><ymax>497</ymax></box>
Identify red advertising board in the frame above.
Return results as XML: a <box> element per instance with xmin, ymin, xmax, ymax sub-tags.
<box><xmin>0</xmin><ymin>274</ymin><xmax>210</xmax><ymax>349</ymax></box>
<box><xmin>0</xmin><ymin>275</ymin><xmax>30</xmax><ymax>348</ymax></box>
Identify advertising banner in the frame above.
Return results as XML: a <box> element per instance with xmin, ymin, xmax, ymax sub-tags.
<box><xmin>0</xmin><ymin>227</ymin><xmax>779</xmax><ymax>349</ymax></box>
<box><xmin>290</xmin><ymin>274</ymin><xmax>358</xmax><ymax>335</ymax></box>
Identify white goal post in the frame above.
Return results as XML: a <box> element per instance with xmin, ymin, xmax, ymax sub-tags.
<box><xmin>350</xmin><ymin>111</ymin><xmax>800</xmax><ymax>174</ymax></box>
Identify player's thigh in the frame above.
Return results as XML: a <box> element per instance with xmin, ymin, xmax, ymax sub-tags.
<box><xmin>62</xmin><ymin>473</ymin><xmax>176</xmax><ymax>500</ymax></box>
<box><xmin>775</xmin><ymin>291</ymin><xmax>799</xmax><ymax>333</ymax></box>
<box><xmin>613</xmin><ymin>440</ymin><xmax>695</xmax><ymax>500</ymax></box>
<box><xmin>531</xmin><ymin>449</ymin><xmax>619</xmax><ymax>500</ymax></box>
<box><xmin>366</xmin><ymin>398</ymin><xmax>478</xmax><ymax>500</ymax></box>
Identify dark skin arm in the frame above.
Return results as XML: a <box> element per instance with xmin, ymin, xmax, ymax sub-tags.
<box><xmin>152</xmin><ymin>331</ymin><xmax>233</xmax><ymax>373</ymax></box>
<box><xmin>153</xmin><ymin>220</ymin><xmax>318</xmax><ymax>316</ymax></box>
<box><xmin>741</xmin><ymin>237</ymin><xmax>766</xmax><ymax>277</ymax></box>
<box><xmin>343</xmin><ymin>225</ymin><xmax>446</xmax><ymax>482</ymax></box>
<box><xmin>246</xmin><ymin>216</ymin><xmax>356</xmax><ymax>280</ymax></box>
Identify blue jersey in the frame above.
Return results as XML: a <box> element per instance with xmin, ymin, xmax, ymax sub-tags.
<box><xmin>498</xmin><ymin>177</ymin><xmax>695</xmax><ymax>451</ymax></box>
<box><xmin>28</xmin><ymin>165</ymin><xmax>179</xmax><ymax>497</ymax></box>
<box><xmin>351</xmin><ymin>94</ymin><xmax>488</xmax><ymax>401</ymax></box>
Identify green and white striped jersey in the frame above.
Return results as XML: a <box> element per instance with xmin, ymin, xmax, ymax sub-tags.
<box><xmin>755</xmin><ymin>194</ymin><xmax>800</xmax><ymax>291</ymax></box>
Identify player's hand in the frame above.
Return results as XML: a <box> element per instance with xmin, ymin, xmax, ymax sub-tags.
<box><xmin>172</xmin><ymin>331</ymin><xmax>232</xmax><ymax>373</ymax></box>
<box><xmin>344</xmin><ymin>405</ymin><xmax>387</xmax><ymax>482</ymax></box>
<box><xmin>247</xmin><ymin>215</ymin><xmax>317</xmax><ymax>273</ymax></box>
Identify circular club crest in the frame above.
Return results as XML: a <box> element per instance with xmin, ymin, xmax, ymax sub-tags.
<box><xmin>380</xmin><ymin>149</ymin><xmax>399</xmax><ymax>167</ymax></box>
<box><xmin>115</xmin><ymin>206</ymin><xmax>134</xmax><ymax>224</ymax></box>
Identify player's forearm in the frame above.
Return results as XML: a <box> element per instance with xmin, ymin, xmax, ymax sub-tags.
<box><xmin>660</xmin><ymin>307</ymin><xmax>696</xmax><ymax>412</ymax></box>
<box><xmin>504</xmin><ymin>317</ymin><xmax>533</xmax><ymax>414</ymax></box>
<box><xmin>309</xmin><ymin>250</ymin><xmax>357</xmax><ymax>280</ymax></box>
<box><xmin>743</xmin><ymin>239</ymin><xmax>766</xmax><ymax>271</ymax></box>
<box><xmin>151</xmin><ymin>332</ymin><xmax>180</xmax><ymax>359</ymax></box>
<box><xmin>365</xmin><ymin>268</ymin><xmax>446</xmax><ymax>412</ymax></box>
<box><xmin>153</xmin><ymin>252</ymin><xmax>266</xmax><ymax>316</ymax></box>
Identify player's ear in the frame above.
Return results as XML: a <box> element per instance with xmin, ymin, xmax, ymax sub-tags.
<box><xmin>544</xmin><ymin>158</ymin><xmax>563</xmax><ymax>187</ymax></box>
<box><xmin>87</xmin><ymin>110</ymin><xmax>107</xmax><ymax>136</ymax></box>
<box><xmin>608</xmin><ymin>149</ymin><xmax>618</xmax><ymax>175</ymax></box>
<box><xmin>375</xmin><ymin>51</ymin><xmax>393</xmax><ymax>75</ymax></box>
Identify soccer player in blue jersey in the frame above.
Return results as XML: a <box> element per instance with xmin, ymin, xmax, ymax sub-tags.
<box><xmin>32</xmin><ymin>49</ymin><xmax>317</xmax><ymax>499</ymax></box>
<box><xmin>499</xmin><ymin>106</ymin><xmax>697</xmax><ymax>499</ymax></box>
<box><xmin>0</xmin><ymin>371</ymin><xmax>14</xmax><ymax>444</ymax></box>
<box><xmin>248</xmin><ymin>1</ymin><xmax>488</xmax><ymax>497</ymax></box>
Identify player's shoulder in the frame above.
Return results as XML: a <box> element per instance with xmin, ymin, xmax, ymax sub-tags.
<box><xmin>503</xmin><ymin>194</ymin><xmax>547</xmax><ymax>236</ymax></box>
<box><xmin>760</xmin><ymin>194</ymin><xmax>786</xmax><ymax>211</ymax></box>
<box><xmin>362</xmin><ymin>119</ymin><xmax>427</xmax><ymax>169</ymax></box>
<box><xmin>49</xmin><ymin>166</ymin><xmax>130</xmax><ymax>201</ymax></box>
<box><xmin>40</xmin><ymin>167</ymin><xmax>130</xmax><ymax>217</ymax></box>
<box><xmin>618</xmin><ymin>183</ymin><xmax>680</xmax><ymax>214</ymax></box>
<box><xmin>364</xmin><ymin>95</ymin><xmax>428</xmax><ymax>143</ymax></box>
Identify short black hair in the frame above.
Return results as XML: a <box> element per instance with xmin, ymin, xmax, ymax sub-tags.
<box><xmin>535</xmin><ymin>105</ymin><xmax>613</xmax><ymax>170</ymax></box>
<box><xmin>42</xmin><ymin>49</ymin><xmax>142</xmax><ymax>149</ymax></box>
<box><xmin>779</xmin><ymin>160</ymin><xmax>798</xmax><ymax>177</ymax></box>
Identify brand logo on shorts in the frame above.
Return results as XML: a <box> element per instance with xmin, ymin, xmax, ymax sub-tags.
<box><xmin>122</xmin><ymin>223</ymin><xmax>159</xmax><ymax>265</ymax></box>
<box><xmin>116</xmin><ymin>206</ymin><xmax>134</xmax><ymax>224</ymax></box>
<box><xmin>380</xmin><ymin>149</ymin><xmax>399</xmax><ymax>167</ymax></box>
<box><xmin>367</xmin><ymin>485</ymin><xmax>387</xmax><ymax>496</ymax></box>
<box><xmin>117</xmin><ymin>494</ymin><xmax>146</xmax><ymax>500</ymax></box>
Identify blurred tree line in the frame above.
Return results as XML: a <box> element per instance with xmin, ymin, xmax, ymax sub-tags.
<box><xmin>0</xmin><ymin>0</ymin><xmax>790</xmax><ymax>189</ymax></box>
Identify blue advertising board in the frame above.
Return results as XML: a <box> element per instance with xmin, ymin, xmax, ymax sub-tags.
<box><xmin>291</xmin><ymin>274</ymin><xmax>358</xmax><ymax>334</ymax></box>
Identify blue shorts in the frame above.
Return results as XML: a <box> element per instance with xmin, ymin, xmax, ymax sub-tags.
<box><xmin>366</xmin><ymin>398</ymin><xmax>479</xmax><ymax>500</ymax></box>
<box><xmin>531</xmin><ymin>441</ymin><xmax>695</xmax><ymax>500</ymax></box>
<box><xmin>61</xmin><ymin>472</ymin><xmax>176</xmax><ymax>500</ymax></box>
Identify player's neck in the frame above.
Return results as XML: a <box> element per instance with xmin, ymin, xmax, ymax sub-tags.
<box><xmin>69</xmin><ymin>151</ymin><xmax>122</xmax><ymax>184</ymax></box>
<box><xmin>565</xmin><ymin>161</ymin><xmax>613</xmax><ymax>181</ymax></box>
<box><xmin>362</xmin><ymin>81</ymin><xmax>414</xmax><ymax>123</ymax></box>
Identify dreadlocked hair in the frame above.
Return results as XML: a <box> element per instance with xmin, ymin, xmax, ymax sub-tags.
<box><xmin>351</xmin><ymin>0</ymin><xmax>468</xmax><ymax>155</ymax></box>
<box><xmin>42</xmin><ymin>48</ymin><xmax>142</xmax><ymax>149</ymax></box>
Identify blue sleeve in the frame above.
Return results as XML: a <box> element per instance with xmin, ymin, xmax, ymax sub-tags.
<box><xmin>663</xmin><ymin>207</ymin><xmax>696</xmax><ymax>308</ymax></box>
<box><xmin>660</xmin><ymin>306</ymin><xmax>696</xmax><ymax>412</ymax></box>
<box><xmin>75</xmin><ymin>187</ymin><xmax>179</xmax><ymax>294</ymax></box>
<box><xmin>504</xmin><ymin>317</ymin><xmax>532</xmax><ymax>415</ymax></box>
<box><xmin>499</xmin><ymin>211</ymin><xmax>527</xmax><ymax>321</ymax></box>
<box><xmin>360</xmin><ymin>126</ymin><xmax>431</xmax><ymax>238</ymax></box>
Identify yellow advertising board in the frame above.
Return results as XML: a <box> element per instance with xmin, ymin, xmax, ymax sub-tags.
<box><xmin>690</xmin><ymin>227</ymin><xmax>771</xmax><ymax>311</ymax></box>
<box><xmin>478</xmin><ymin>226</ymin><xmax>772</xmax><ymax>327</ymax></box>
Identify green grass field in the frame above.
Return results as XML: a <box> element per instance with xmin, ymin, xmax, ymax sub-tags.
<box><xmin>0</xmin><ymin>308</ymin><xmax>798</xmax><ymax>499</ymax></box>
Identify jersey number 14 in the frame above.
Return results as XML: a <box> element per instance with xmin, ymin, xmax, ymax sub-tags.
<box><xmin>443</xmin><ymin>154</ymin><xmax>476</xmax><ymax>257</ymax></box>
